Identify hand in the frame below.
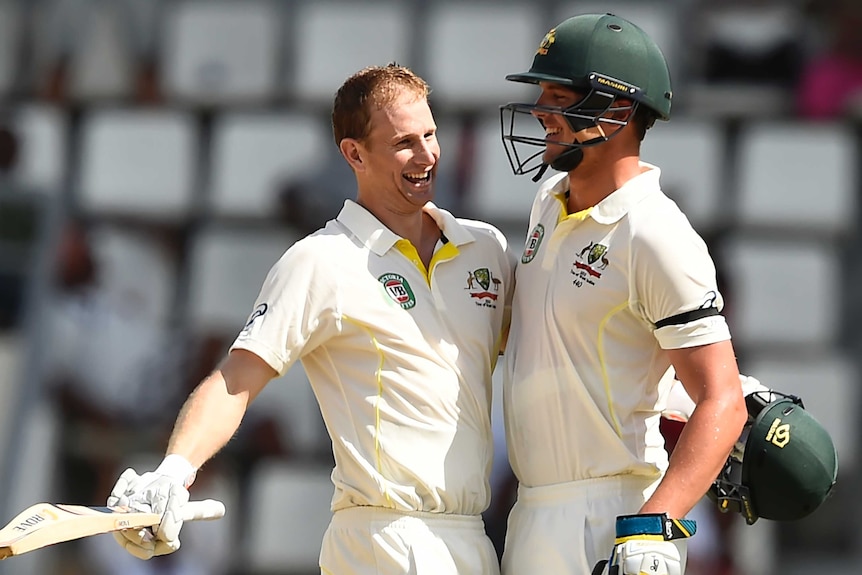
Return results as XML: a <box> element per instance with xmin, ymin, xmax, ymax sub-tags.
<box><xmin>592</xmin><ymin>513</ymin><xmax>695</xmax><ymax>575</ymax></box>
<box><xmin>607</xmin><ymin>539</ymin><xmax>682</xmax><ymax>575</ymax></box>
<box><xmin>107</xmin><ymin>455</ymin><xmax>197</xmax><ymax>560</ymax></box>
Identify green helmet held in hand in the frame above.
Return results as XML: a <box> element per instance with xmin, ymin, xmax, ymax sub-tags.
<box><xmin>501</xmin><ymin>13</ymin><xmax>673</xmax><ymax>178</ymax></box>
<box><xmin>709</xmin><ymin>391</ymin><xmax>839</xmax><ymax>524</ymax></box>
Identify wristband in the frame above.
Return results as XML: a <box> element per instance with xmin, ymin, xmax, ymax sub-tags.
<box><xmin>615</xmin><ymin>513</ymin><xmax>696</xmax><ymax>542</ymax></box>
<box><xmin>155</xmin><ymin>454</ymin><xmax>198</xmax><ymax>488</ymax></box>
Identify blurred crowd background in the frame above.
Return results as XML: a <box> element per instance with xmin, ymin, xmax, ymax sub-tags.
<box><xmin>0</xmin><ymin>0</ymin><xmax>860</xmax><ymax>574</ymax></box>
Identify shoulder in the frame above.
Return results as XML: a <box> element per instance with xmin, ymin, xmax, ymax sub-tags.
<box><xmin>454</xmin><ymin>218</ymin><xmax>510</xmax><ymax>252</ymax></box>
<box><xmin>630</xmin><ymin>189</ymin><xmax>697</xmax><ymax>238</ymax></box>
<box><xmin>272</xmin><ymin>221</ymin><xmax>354</xmax><ymax>274</ymax></box>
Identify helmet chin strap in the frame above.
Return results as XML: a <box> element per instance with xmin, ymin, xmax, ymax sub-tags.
<box><xmin>531</xmin><ymin>131</ymin><xmax>604</xmax><ymax>182</ymax></box>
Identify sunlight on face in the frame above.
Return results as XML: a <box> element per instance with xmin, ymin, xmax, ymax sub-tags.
<box><xmin>361</xmin><ymin>92</ymin><xmax>440</xmax><ymax>211</ymax></box>
<box><xmin>531</xmin><ymin>81</ymin><xmax>631</xmax><ymax>163</ymax></box>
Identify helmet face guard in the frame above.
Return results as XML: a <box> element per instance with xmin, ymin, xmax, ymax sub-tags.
<box><xmin>709</xmin><ymin>391</ymin><xmax>838</xmax><ymax>524</ymax></box>
<box><xmin>500</xmin><ymin>73</ymin><xmax>639</xmax><ymax>178</ymax></box>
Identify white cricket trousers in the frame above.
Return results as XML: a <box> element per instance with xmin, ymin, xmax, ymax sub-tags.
<box><xmin>320</xmin><ymin>506</ymin><xmax>500</xmax><ymax>575</ymax></box>
<box><xmin>502</xmin><ymin>474</ymin><xmax>687</xmax><ymax>575</ymax></box>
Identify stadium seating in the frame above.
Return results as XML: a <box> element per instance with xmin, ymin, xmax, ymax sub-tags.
<box><xmin>9</xmin><ymin>105</ymin><xmax>69</xmax><ymax>196</ymax></box>
<box><xmin>243</xmin><ymin>461</ymin><xmax>334</xmax><ymax>574</ymax></box>
<box><xmin>161</xmin><ymin>0</ymin><xmax>281</xmax><ymax>106</ymax></box>
<box><xmin>721</xmin><ymin>236</ymin><xmax>841</xmax><ymax>351</ymax></box>
<box><xmin>289</xmin><ymin>1</ymin><xmax>411</xmax><ymax>104</ymax></box>
<box><xmin>422</xmin><ymin>2</ymin><xmax>542</xmax><ymax>110</ymax></box>
<box><xmin>185</xmin><ymin>225</ymin><xmax>301</xmax><ymax>335</ymax></box>
<box><xmin>735</xmin><ymin>121</ymin><xmax>858</xmax><ymax>236</ymax></box>
<box><xmin>76</xmin><ymin>108</ymin><xmax>199</xmax><ymax>220</ymax></box>
<box><xmin>208</xmin><ymin>111</ymin><xmax>331</xmax><ymax>218</ymax></box>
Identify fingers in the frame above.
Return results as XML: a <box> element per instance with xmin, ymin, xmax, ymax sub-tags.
<box><xmin>156</xmin><ymin>482</ymin><xmax>190</xmax><ymax>545</ymax></box>
<box><xmin>112</xmin><ymin>530</ymin><xmax>156</xmax><ymax>560</ymax></box>
<box><xmin>107</xmin><ymin>468</ymin><xmax>142</xmax><ymax>508</ymax></box>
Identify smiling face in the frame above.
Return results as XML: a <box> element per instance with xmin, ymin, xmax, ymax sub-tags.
<box><xmin>532</xmin><ymin>82</ymin><xmax>584</xmax><ymax>165</ymax></box>
<box><xmin>343</xmin><ymin>91</ymin><xmax>440</xmax><ymax>213</ymax></box>
<box><xmin>530</xmin><ymin>81</ymin><xmax>635</xmax><ymax>166</ymax></box>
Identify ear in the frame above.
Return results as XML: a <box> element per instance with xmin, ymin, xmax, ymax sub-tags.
<box><xmin>339</xmin><ymin>138</ymin><xmax>366</xmax><ymax>173</ymax></box>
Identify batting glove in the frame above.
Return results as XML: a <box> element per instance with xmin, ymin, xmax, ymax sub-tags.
<box><xmin>591</xmin><ymin>513</ymin><xmax>696</xmax><ymax>575</ymax></box>
<box><xmin>107</xmin><ymin>455</ymin><xmax>197</xmax><ymax>560</ymax></box>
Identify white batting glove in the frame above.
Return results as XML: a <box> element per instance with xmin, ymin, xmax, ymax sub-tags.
<box><xmin>592</xmin><ymin>513</ymin><xmax>695</xmax><ymax>575</ymax></box>
<box><xmin>609</xmin><ymin>539</ymin><xmax>682</xmax><ymax>575</ymax></box>
<box><xmin>107</xmin><ymin>455</ymin><xmax>197</xmax><ymax>560</ymax></box>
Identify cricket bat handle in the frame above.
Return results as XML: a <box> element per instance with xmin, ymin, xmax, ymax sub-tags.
<box><xmin>182</xmin><ymin>499</ymin><xmax>226</xmax><ymax>522</ymax></box>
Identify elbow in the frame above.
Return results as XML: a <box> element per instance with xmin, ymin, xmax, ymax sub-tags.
<box><xmin>727</xmin><ymin>392</ymin><xmax>749</xmax><ymax>436</ymax></box>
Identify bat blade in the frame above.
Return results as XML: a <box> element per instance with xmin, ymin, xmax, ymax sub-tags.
<box><xmin>0</xmin><ymin>499</ymin><xmax>225</xmax><ymax>560</ymax></box>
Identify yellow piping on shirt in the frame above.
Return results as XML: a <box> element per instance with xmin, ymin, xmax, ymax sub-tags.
<box><xmin>598</xmin><ymin>301</ymin><xmax>630</xmax><ymax>438</ymax></box>
<box><xmin>343</xmin><ymin>316</ymin><xmax>392</xmax><ymax>506</ymax></box>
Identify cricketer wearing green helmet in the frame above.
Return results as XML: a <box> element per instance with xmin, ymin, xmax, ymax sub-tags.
<box><xmin>499</xmin><ymin>12</ymin><xmax>749</xmax><ymax>575</ymax></box>
<box><xmin>501</xmin><ymin>12</ymin><xmax>673</xmax><ymax>180</ymax></box>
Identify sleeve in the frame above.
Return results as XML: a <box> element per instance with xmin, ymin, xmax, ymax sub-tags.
<box><xmin>491</xmin><ymin>225</ymin><xmax>516</xmax><ymax>352</ymax></box>
<box><xmin>229</xmin><ymin>240</ymin><xmax>340</xmax><ymax>375</ymax></box>
<box><xmin>631</xmin><ymin>214</ymin><xmax>731</xmax><ymax>350</ymax></box>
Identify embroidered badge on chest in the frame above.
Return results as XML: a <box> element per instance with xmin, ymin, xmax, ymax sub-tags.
<box><xmin>571</xmin><ymin>241</ymin><xmax>610</xmax><ymax>287</ymax></box>
<box><xmin>521</xmin><ymin>224</ymin><xmax>545</xmax><ymax>264</ymax></box>
<box><xmin>378</xmin><ymin>273</ymin><xmax>416</xmax><ymax>309</ymax></box>
<box><xmin>465</xmin><ymin>267</ymin><xmax>500</xmax><ymax>308</ymax></box>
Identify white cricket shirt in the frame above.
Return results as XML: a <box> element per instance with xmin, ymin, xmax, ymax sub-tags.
<box><xmin>232</xmin><ymin>200</ymin><xmax>513</xmax><ymax>515</ymax></box>
<box><xmin>504</xmin><ymin>163</ymin><xmax>731</xmax><ymax>487</ymax></box>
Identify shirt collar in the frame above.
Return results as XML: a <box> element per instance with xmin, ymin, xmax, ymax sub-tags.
<box><xmin>550</xmin><ymin>162</ymin><xmax>663</xmax><ymax>224</ymax></box>
<box><xmin>336</xmin><ymin>199</ymin><xmax>475</xmax><ymax>256</ymax></box>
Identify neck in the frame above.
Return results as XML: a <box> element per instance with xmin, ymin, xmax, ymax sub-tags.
<box><xmin>357</xmin><ymin>198</ymin><xmax>441</xmax><ymax>266</ymax></box>
<box><xmin>566</xmin><ymin>154</ymin><xmax>643</xmax><ymax>213</ymax></box>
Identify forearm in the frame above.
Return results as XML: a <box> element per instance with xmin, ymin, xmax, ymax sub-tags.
<box><xmin>642</xmin><ymin>396</ymin><xmax>745</xmax><ymax>517</ymax></box>
<box><xmin>166</xmin><ymin>369</ymin><xmax>250</xmax><ymax>469</ymax></box>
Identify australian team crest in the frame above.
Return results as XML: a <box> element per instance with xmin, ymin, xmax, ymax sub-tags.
<box><xmin>379</xmin><ymin>273</ymin><xmax>416</xmax><ymax>310</ymax></box>
<box><xmin>466</xmin><ymin>267</ymin><xmax>500</xmax><ymax>307</ymax></box>
<box><xmin>521</xmin><ymin>224</ymin><xmax>545</xmax><ymax>264</ymax></box>
<box><xmin>573</xmin><ymin>241</ymin><xmax>610</xmax><ymax>281</ymax></box>
<box><xmin>537</xmin><ymin>28</ymin><xmax>555</xmax><ymax>55</ymax></box>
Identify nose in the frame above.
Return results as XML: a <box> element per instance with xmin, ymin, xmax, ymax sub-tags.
<box><xmin>415</xmin><ymin>139</ymin><xmax>438</xmax><ymax>166</ymax></box>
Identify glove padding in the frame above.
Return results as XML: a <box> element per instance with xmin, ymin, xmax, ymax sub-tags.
<box><xmin>592</xmin><ymin>513</ymin><xmax>695</xmax><ymax>575</ymax></box>
<box><xmin>608</xmin><ymin>539</ymin><xmax>682</xmax><ymax>575</ymax></box>
<box><xmin>107</xmin><ymin>467</ymin><xmax>190</xmax><ymax>559</ymax></box>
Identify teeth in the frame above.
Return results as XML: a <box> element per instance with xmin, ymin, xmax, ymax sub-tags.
<box><xmin>546</xmin><ymin>128</ymin><xmax>561</xmax><ymax>135</ymax></box>
<box><xmin>405</xmin><ymin>172</ymin><xmax>430</xmax><ymax>180</ymax></box>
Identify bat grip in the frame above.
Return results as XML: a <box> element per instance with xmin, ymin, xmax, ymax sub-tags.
<box><xmin>181</xmin><ymin>499</ymin><xmax>226</xmax><ymax>522</ymax></box>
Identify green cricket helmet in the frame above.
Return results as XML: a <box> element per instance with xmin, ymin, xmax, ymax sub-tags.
<box><xmin>500</xmin><ymin>13</ymin><xmax>673</xmax><ymax>179</ymax></box>
<box><xmin>709</xmin><ymin>391</ymin><xmax>839</xmax><ymax>525</ymax></box>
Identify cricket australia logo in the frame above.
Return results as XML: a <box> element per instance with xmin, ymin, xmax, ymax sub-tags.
<box><xmin>571</xmin><ymin>241</ymin><xmax>609</xmax><ymax>287</ymax></box>
<box><xmin>466</xmin><ymin>267</ymin><xmax>500</xmax><ymax>308</ymax></box>
<box><xmin>537</xmin><ymin>28</ymin><xmax>555</xmax><ymax>55</ymax></box>
<box><xmin>521</xmin><ymin>224</ymin><xmax>545</xmax><ymax>264</ymax></box>
<box><xmin>378</xmin><ymin>273</ymin><xmax>416</xmax><ymax>310</ymax></box>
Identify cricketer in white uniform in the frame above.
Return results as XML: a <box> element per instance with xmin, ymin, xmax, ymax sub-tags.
<box><xmin>233</xmin><ymin>199</ymin><xmax>512</xmax><ymax>574</ymax></box>
<box><xmin>497</xmin><ymin>13</ymin><xmax>747</xmax><ymax>575</ymax></box>
<box><xmin>105</xmin><ymin>65</ymin><xmax>513</xmax><ymax>575</ymax></box>
<box><xmin>503</xmin><ymin>167</ymin><xmax>727</xmax><ymax>572</ymax></box>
